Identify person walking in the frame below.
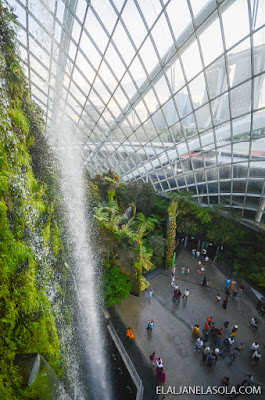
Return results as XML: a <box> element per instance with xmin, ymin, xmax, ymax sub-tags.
<box><xmin>201</xmin><ymin>276</ymin><xmax>207</xmax><ymax>288</ymax></box>
<box><xmin>229</xmin><ymin>348</ymin><xmax>240</xmax><ymax>363</ymax></box>
<box><xmin>251</xmin><ymin>342</ymin><xmax>259</xmax><ymax>356</ymax></box>
<box><xmin>192</xmin><ymin>249</ymin><xmax>196</xmax><ymax>258</ymax></box>
<box><xmin>223</xmin><ymin>296</ymin><xmax>228</xmax><ymax>310</ymax></box>
<box><xmin>149</xmin><ymin>289</ymin><xmax>153</xmax><ymax>298</ymax></box>
<box><xmin>196</xmin><ymin>250</ymin><xmax>200</xmax><ymax>258</ymax></box>
<box><xmin>192</xmin><ymin>325</ymin><xmax>200</xmax><ymax>337</ymax></box>
<box><xmin>156</xmin><ymin>357</ymin><xmax>163</xmax><ymax>369</ymax></box>
<box><xmin>156</xmin><ymin>367</ymin><xmax>165</xmax><ymax>384</ymax></box>
<box><xmin>239</xmin><ymin>283</ymin><xmax>245</xmax><ymax>295</ymax></box>
<box><xmin>150</xmin><ymin>351</ymin><xmax>157</xmax><ymax>366</ymax></box>
<box><xmin>252</xmin><ymin>350</ymin><xmax>261</xmax><ymax>365</ymax></box>
<box><xmin>173</xmin><ymin>289</ymin><xmax>178</xmax><ymax>302</ymax></box>
<box><xmin>216</xmin><ymin>293</ymin><xmax>221</xmax><ymax>304</ymax></box>
<box><xmin>183</xmin><ymin>289</ymin><xmax>189</xmax><ymax>300</ymax></box>
<box><xmin>231</xmin><ymin>325</ymin><xmax>238</xmax><ymax>337</ymax></box>
<box><xmin>186</xmin><ymin>267</ymin><xmax>190</xmax><ymax>278</ymax></box>
<box><xmin>230</xmin><ymin>279</ymin><xmax>236</xmax><ymax>292</ymax></box>
<box><xmin>126</xmin><ymin>327</ymin><xmax>134</xmax><ymax>340</ymax></box>
<box><xmin>202</xmin><ymin>346</ymin><xmax>211</xmax><ymax>361</ymax></box>
<box><xmin>194</xmin><ymin>337</ymin><xmax>203</xmax><ymax>352</ymax></box>
<box><xmin>147</xmin><ymin>320</ymin><xmax>154</xmax><ymax>330</ymax></box>
<box><xmin>181</xmin><ymin>266</ymin><xmax>185</xmax><ymax>275</ymax></box>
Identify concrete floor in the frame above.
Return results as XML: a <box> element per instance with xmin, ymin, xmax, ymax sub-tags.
<box><xmin>115</xmin><ymin>249</ymin><xmax>265</xmax><ymax>400</ymax></box>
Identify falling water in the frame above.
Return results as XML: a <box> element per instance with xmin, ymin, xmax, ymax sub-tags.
<box><xmin>52</xmin><ymin>124</ymin><xmax>112</xmax><ymax>400</ymax></box>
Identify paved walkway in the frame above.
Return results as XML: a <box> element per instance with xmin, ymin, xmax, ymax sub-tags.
<box><xmin>115</xmin><ymin>249</ymin><xmax>265</xmax><ymax>400</ymax></box>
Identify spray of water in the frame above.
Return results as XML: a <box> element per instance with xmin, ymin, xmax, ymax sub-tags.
<box><xmin>53</xmin><ymin>124</ymin><xmax>112</xmax><ymax>400</ymax></box>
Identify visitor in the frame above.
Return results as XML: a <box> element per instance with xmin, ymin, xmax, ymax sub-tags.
<box><xmin>241</xmin><ymin>373</ymin><xmax>254</xmax><ymax>387</ymax></box>
<box><xmin>204</xmin><ymin>256</ymin><xmax>209</xmax><ymax>262</ymax></box>
<box><xmin>150</xmin><ymin>351</ymin><xmax>157</xmax><ymax>366</ymax></box>
<box><xmin>216</xmin><ymin>293</ymin><xmax>221</xmax><ymax>304</ymax></box>
<box><xmin>224</xmin><ymin>321</ymin><xmax>229</xmax><ymax>330</ymax></box>
<box><xmin>202</xmin><ymin>248</ymin><xmax>207</xmax><ymax>256</ymax></box>
<box><xmin>171</xmin><ymin>266</ymin><xmax>175</xmax><ymax>278</ymax></box>
<box><xmin>206</xmin><ymin>352</ymin><xmax>215</xmax><ymax>367</ymax></box>
<box><xmin>147</xmin><ymin>320</ymin><xmax>154</xmax><ymax>330</ymax></box>
<box><xmin>171</xmin><ymin>275</ymin><xmax>175</xmax><ymax>286</ymax></box>
<box><xmin>201</xmin><ymin>276</ymin><xmax>207</xmax><ymax>288</ymax></box>
<box><xmin>176</xmin><ymin>289</ymin><xmax>181</xmax><ymax>302</ymax></box>
<box><xmin>156</xmin><ymin>357</ymin><xmax>163</xmax><ymax>368</ymax></box>
<box><xmin>196</xmin><ymin>250</ymin><xmax>200</xmax><ymax>258</ymax></box>
<box><xmin>224</xmin><ymin>279</ymin><xmax>231</xmax><ymax>290</ymax></box>
<box><xmin>221</xmin><ymin>376</ymin><xmax>230</xmax><ymax>387</ymax></box>
<box><xmin>207</xmin><ymin>316</ymin><xmax>212</xmax><ymax>326</ymax></box>
<box><xmin>192</xmin><ymin>325</ymin><xmax>200</xmax><ymax>337</ymax></box>
<box><xmin>252</xmin><ymin>350</ymin><xmax>261</xmax><ymax>365</ymax></box>
<box><xmin>149</xmin><ymin>289</ymin><xmax>153</xmax><ymax>298</ymax></box>
<box><xmin>223</xmin><ymin>296</ymin><xmax>228</xmax><ymax>310</ymax></box>
<box><xmin>205</xmin><ymin>280</ymin><xmax>210</xmax><ymax>291</ymax></box>
<box><xmin>202</xmin><ymin>346</ymin><xmax>211</xmax><ymax>361</ymax></box>
<box><xmin>197</xmin><ymin>261</ymin><xmax>202</xmax><ymax>272</ymax></box>
<box><xmin>194</xmin><ymin>337</ymin><xmax>203</xmax><ymax>352</ymax></box>
<box><xmin>231</xmin><ymin>290</ymin><xmax>238</xmax><ymax>300</ymax></box>
<box><xmin>156</xmin><ymin>367</ymin><xmax>165</xmax><ymax>384</ymax></box>
<box><xmin>126</xmin><ymin>327</ymin><xmax>134</xmax><ymax>340</ymax></box>
<box><xmin>173</xmin><ymin>289</ymin><xmax>178</xmax><ymax>302</ymax></box>
<box><xmin>250</xmin><ymin>318</ymin><xmax>258</xmax><ymax>331</ymax></box>
<box><xmin>192</xmin><ymin>249</ymin><xmax>196</xmax><ymax>258</ymax></box>
<box><xmin>213</xmin><ymin>348</ymin><xmax>220</xmax><ymax>362</ymax></box>
<box><xmin>182</xmin><ymin>288</ymin><xmax>189</xmax><ymax>300</ymax></box>
<box><xmin>239</xmin><ymin>283</ymin><xmax>245</xmax><ymax>295</ymax></box>
<box><xmin>229</xmin><ymin>348</ymin><xmax>240</xmax><ymax>363</ymax></box>
<box><xmin>230</xmin><ymin>279</ymin><xmax>236</xmax><ymax>292</ymax></box>
<box><xmin>251</xmin><ymin>342</ymin><xmax>259</xmax><ymax>355</ymax></box>
<box><xmin>225</xmin><ymin>286</ymin><xmax>230</xmax><ymax>296</ymax></box>
<box><xmin>181</xmin><ymin>266</ymin><xmax>185</xmax><ymax>275</ymax></box>
<box><xmin>201</xmin><ymin>265</ymin><xmax>205</xmax><ymax>274</ymax></box>
<box><xmin>186</xmin><ymin>267</ymin><xmax>190</xmax><ymax>278</ymax></box>
<box><xmin>231</xmin><ymin>325</ymin><xmax>238</xmax><ymax>337</ymax></box>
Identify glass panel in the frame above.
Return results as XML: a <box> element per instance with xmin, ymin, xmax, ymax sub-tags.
<box><xmin>195</xmin><ymin>103</ymin><xmax>212</xmax><ymax>132</ymax></box>
<box><xmin>121</xmin><ymin>0</ymin><xmax>147</xmax><ymax>49</ymax></box>
<box><xmin>253</xmin><ymin>27</ymin><xmax>265</xmax><ymax>75</ymax></box>
<box><xmin>189</xmin><ymin>0</ymin><xmax>210</xmax><ymax>18</ymax></box>
<box><xmin>166</xmin><ymin>60</ymin><xmax>185</xmax><ymax>94</ymax></box>
<box><xmin>174</xmin><ymin>88</ymin><xmax>192</xmax><ymax>118</ymax></box>
<box><xmin>111</xmin><ymin>22</ymin><xmax>135</xmax><ymax>65</ymax></box>
<box><xmin>139</xmin><ymin>37</ymin><xmax>159</xmax><ymax>75</ymax></box>
<box><xmin>250</xmin><ymin>0</ymin><xmax>265</xmax><ymax>30</ymax></box>
<box><xmin>104</xmin><ymin>43</ymin><xmax>126</xmax><ymax>81</ymax></box>
<box><xmin>92</xmin><ymin>0</ymin><xmax>117</xmax><ymax>34</ymax></box>
<box><xmin>199</xmin><ymin>14</ymin><xmax>224</xmax><ymax>67</ymax></box>
<box><xmin>211</xmin><ymin>93</ymin><xmax>230</xmax><ymax>125</ymax></box>
<box><xmin>129</xmin><ymin>56</ymin><xmax>147</xmax><ymax>90</ymax></box>
<box><xmin>138</xmin><ymin>0</ymin><xmax>161</xmax><ymax>28</ymax></box>
<box><xmin>230</xmin><ymin>81</ymin><xmax>251</xmax><ymax>118</ymax></box>
<box><xmin>227</xmin><ymin>38</ymin><xmax>251</xmax><ymax>88</ymax></box>
<box><xmin>206</xmin><ymin>57</ymin><xmax>227</xmax><ymax>99</ymax></box>
<box><xmin>151</xmin><ymin>14</ymin><xmax>174</xmax><ymax>59</ymax></box>
<box><xmin>153</xmin><ymin>74</ymin><xmax>171</xmax><ymax>106</ymax></box>
<box><xmin>189</xmin><ymin>73</ymin><xmax>207</xmax><ymax>109</ymax></box>
<box><xmin>221</xmin><ymin>0</ymin><xmax>250</xmax><ymax>49</ymax></box>
<box><xmin>166</xmin><ymin>0</ymin><xmax>192</xmax><ymax>41</ymax></box>
<box><xmin>181</xmin><ymin>40</ymin><xmax>203</xmax><ymax>81</ymax></box>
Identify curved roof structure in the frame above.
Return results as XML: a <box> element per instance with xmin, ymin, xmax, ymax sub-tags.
<box><xmin>8</xmin><ymin>0</ymin><xmax>265</xmax><ymax>224</ymax></box>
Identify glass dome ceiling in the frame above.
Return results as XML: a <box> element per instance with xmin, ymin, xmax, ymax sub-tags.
<box><xmin>7</xmin><ymin>0</ymin><xmax>265</xmax><ymax>223</ymax></box>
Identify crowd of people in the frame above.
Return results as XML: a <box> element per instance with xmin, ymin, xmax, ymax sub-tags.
<box><xmin>125</xmin><ymin>246</ymin><xmax>263</xmax><ymax>391</ymax></box>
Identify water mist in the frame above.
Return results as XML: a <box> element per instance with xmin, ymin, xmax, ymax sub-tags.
<box><xmin>53</xmin><ymin>124</ymin><xmax>112</xmax><ymax>400</ymax></box>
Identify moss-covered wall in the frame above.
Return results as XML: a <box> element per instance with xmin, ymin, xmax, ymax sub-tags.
<box><xmin>0</xmin><ymin>3</ymin><xmax>68</xmax><ymax>399</ymax></box>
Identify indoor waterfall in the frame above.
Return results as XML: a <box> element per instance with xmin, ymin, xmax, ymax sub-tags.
<box><xmin>52</xmin><ymin>124</ymin><xmax>112</xmax><ymax>400</ymax></box>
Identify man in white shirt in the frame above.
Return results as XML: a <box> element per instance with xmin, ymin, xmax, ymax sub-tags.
<box><xmin>194</xmin><ymin>337</ymin><xmax>203</xmax><ymax>352</ymax></box>
<box><xmin>251</xmin><ymin>342</ymin><xmax>259</xmax><ymax>355</ymax></box>
<box><xmin>252</xmin><ymin>350</ymin><xmax>261</xmax><ymax>365</ymax></box>
<box><xmin>182</xmin><ymin>289</ymin><xmax>189</xmax><ymax>300</ymax></box>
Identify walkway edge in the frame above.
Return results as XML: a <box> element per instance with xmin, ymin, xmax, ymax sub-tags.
<box><xmin>107</xmin><ymin>321</ymin><xmax>144</xmax><ymax>400</ymax></box>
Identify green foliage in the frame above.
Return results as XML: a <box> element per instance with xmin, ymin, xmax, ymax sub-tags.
<box><xmin>0</xmin><ymin>4</ymin><xmax>68</xmax><ymax>397</ymax></box>
<box><xmin>102</xmin><ymin>262</ymin><xmax>132</xmax><ymax>307</ymax></box>
<box><xmin>116</xmin><ymin>181</ymin><xmax>156</xmax><ymax>216</ymax></box>
<box><xmin>146</xmin><ymin>235</ymin><xmax>167</xmax><ymax>266</ymax></box>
